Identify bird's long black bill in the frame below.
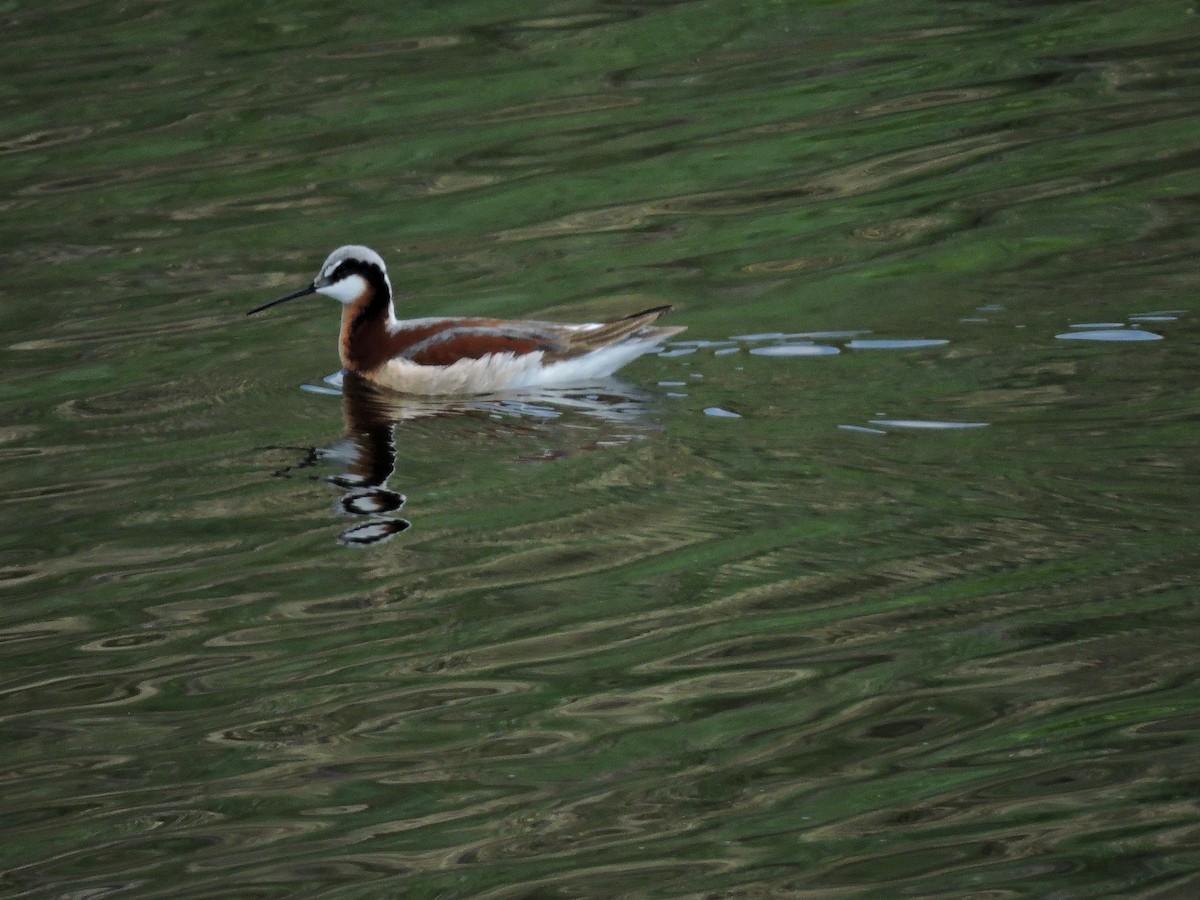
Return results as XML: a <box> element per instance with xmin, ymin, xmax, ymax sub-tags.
<box><xmin>247</xmin><ymin>283</ymin><xmax>317</xmax><ymax>316</ymax></box>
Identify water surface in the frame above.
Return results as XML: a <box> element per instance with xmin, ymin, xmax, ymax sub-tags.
<box><xmin>2</xmin><ymin>1</ymin><xmax>1199</xmax><ymax>896</ymax></box>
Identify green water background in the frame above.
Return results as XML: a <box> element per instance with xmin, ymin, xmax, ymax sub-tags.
<box><xmin>2</xmin><ymin>1</ymin><xmax>1198</xmax><ymax>896</ymax></box>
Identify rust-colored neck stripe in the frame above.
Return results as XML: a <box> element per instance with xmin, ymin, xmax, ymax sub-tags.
<box><xmin>338</xmin><ymin>262</ymin><xmax>395</xmax><ymax>372</ymax></box>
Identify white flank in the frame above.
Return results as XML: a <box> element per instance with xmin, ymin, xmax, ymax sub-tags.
<box><xmin>370</xmin><ymin>338</ymin><xmax>670</xmax><ymax>395</ymax></box>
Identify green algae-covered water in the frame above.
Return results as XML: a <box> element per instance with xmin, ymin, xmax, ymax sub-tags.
<box><xmin>3</xmin><ymin>2</ymin><xmax>1198</xmax><ymax>896</ymax></box>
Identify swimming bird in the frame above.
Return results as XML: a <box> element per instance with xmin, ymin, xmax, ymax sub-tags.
<box><xmin>248</xmin><ymin>245</ymin><xmax>684</xmax><ymax>395</ymax></box>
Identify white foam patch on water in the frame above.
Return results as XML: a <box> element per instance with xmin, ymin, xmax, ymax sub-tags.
<box><xmin>869</xmin><ymin>419</ymin><xmax>989</xmax><ymax>430</ymax></box>
<box><xmin>491</xmin><ymin>401</ymin><xmax>560</xmax><ymax>418</ymax></box>
<box><xmin>838</xmin><ymin>424</ymin><xmax>887</xmax><ymax>435</ymax></box>
<box><xmin>1056</xmin><ymin>329</ymin><xmax>1163</xmax><ymax>342</ymax></box>
<box><xmin>1069</xmin><ymin>322</ymin><xmax>1125</xmax><ymax>329</ymax></box>
<box><xmin>784</xmin><ymin>330</ymin><xmax>868</xmax><ymax>340</ymax></box>
<box><xmin>301</xmin><ymin>383</ymin><xmax>342</xmax><ymax>396</ymax></box>
<box><xmin>658</xmin><ymin>347</ymin><xmax>697</xmax><ymax>357</ymax></box>
<box><xmin>731</xmin><ymin>332</ymin><xmax>788</xmax><ymax>341</ymax></box>
<box><xmin>1128</xmin><ymin>314</ymin><xmax>1178</xmax><ymax>322</ymax></box>
<box><xmin>749</xmin><ymin>344</ymin><xmax>840</xmax><ymax>357</ymax></box>
<box><xmin>847</xmin><ymin>339</ymin><xmax>949</xmax><ymax>349</ymax></box>
<box><xmin>704</xmin><ymin>407</ymin><xmax>742</xmax><ymax>418</ymax></box>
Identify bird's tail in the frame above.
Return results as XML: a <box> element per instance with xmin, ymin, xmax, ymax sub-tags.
<box><xmin>570</xmin><ymin>306</ymin><xmax>685</xmax><ymax>351</ymax></box>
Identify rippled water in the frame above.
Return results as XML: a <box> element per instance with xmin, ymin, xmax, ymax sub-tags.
<box><xmin>3</xmin><ymin>1</ymin><xmax>1199</xmax><ymax>896</ymax></box>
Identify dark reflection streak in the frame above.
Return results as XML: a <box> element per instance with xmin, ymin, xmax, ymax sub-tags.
<box><xmin>261</xmin><ymin>446</ymin><xmax>322</xmax><ymax>481</ymax></box>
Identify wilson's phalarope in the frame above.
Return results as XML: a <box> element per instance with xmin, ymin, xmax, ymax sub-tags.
<box><xmin>249</xmin><ymin>245</ymin><xmax>685</xmax><ymax>395</ymax></box>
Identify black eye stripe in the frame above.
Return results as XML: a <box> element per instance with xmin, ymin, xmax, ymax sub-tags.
<box><xmin>329</xmin><ymin>260</ymin><xmax>370</xmax><ymax>281</ymax></box>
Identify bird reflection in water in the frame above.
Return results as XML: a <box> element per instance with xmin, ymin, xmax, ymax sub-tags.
<box><xmin>322</xmin><ymin>373</ymin><xmax>413</xmax><ymax>546</ymax></box>
<box><xmin>274</xmin><ymin>371</ymin><xmax>662</xmax><ymax>546</ymax></box>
